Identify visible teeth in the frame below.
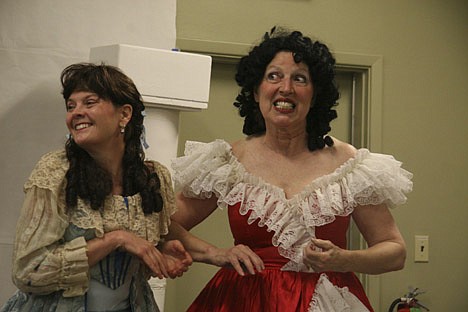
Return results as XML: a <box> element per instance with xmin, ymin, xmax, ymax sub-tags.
<box><xmin>274</xmin><ymin>101</ymin><xmax>295</xmax><ymax>109</ymax></box>
<box><xmin>75</xmin><ymin>123</ymin><xmax>90</xmax><ymax>130</ymax></box>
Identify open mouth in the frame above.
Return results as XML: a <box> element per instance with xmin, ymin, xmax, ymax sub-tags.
<box><xmin>273</xmin><ymin>101</ymin><xmax>295</xmax><ymax>112</ymax></box>
<box><xmin>75</xmin><ymin>123</ymin><xmax>92</xmax><ymax>130</ymax></box>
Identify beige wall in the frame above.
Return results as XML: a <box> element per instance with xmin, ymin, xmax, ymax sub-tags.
<box><xmin>169</xmin><ymin>1</ymin><xmax>468</xmax><ymax>311</ymax></box>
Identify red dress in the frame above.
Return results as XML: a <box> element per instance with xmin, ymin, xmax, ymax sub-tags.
<box><xmin>172</xmin><ymin>140</ymin><xmax>413</xmax><ymax>312</ymax></box>
<box><xmin>187</xmin><ymin>204</ymin><xmax>372</xmax><ymax>312</ymax></box>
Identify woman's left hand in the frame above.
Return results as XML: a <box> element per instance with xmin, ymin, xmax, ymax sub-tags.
<box><xmin>159</xmin><ymin>239</ymin><xmax>193</xmax><ymax>278</ymax></box>
<box><xmin>302</xmin><ymin>238</ymin><xmax>349</xmax><ymax>272</ymax></box>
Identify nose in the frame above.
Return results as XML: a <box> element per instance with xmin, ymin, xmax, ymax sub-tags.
<box><xmin>279</xmin><ymin>78</ymin><xmax>294</xmax><ymax>95</ymax></box>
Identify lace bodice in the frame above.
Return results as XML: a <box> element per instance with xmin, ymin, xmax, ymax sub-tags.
<box><xmin>24</xmin><ymin>149</ymin><xmax>174</xmax><ymax>243</ymax></box>
<box><xmin>172</xmin><ymin>139</ymin><xmax>413</xmax><ymax>271</ymax></box>
<box><xmin>12</xmin><ymin>149</ymin><xmax>175</xmax><ymax>298</ymax></box>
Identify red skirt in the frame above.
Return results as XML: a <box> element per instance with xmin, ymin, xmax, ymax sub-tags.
<box><xmin>187</xmin><ymin>265</ymin><xmax>373</xmax><ymax>312</ymax></box>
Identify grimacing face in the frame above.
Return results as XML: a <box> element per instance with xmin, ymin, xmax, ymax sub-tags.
<box><xmin>255</xmin><ymin>51</ymin><xmax>314</xmax><ymax>131</ymax></box>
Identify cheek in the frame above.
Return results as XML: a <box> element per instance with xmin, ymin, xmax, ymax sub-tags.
<box><xmin>65</xmin><ymin>115</ymin><xmax>73</xmax><ymax>129</ymax></box>
<box><xmin>254</xmin><ymin>86</ymin><xmax>262</xmax><ymax>103</ymax></box>
<box><xmin>299</xmin><ymin>89</ymin><xmax>314</xmax><ymax>105</ymax></box>
<box><xmin>256</xmin><ymin>85</ymin><xmax>275</xmax><ymax>103</ymax></box>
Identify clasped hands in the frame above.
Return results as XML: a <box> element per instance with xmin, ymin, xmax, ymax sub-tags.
<box><xmin>118</xmin><ymin>231</ymin><xmax>192</xmax><ymax>279</ymax></box>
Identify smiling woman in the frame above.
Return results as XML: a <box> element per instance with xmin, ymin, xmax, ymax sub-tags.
<box><xmin>65</xmin><ymin>91</ymin><xmax>131</xmax><ymax>158</ymax></box>
<box><xmin>0</xmin><ymin>63</ymin><xmax>193</xmax><ymax>312</ymax></box>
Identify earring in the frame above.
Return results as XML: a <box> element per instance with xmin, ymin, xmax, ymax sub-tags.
<box><xmin>120</xmin><ymin>125</ymin><xmax>126</xmax><ymax>134</ymax></box>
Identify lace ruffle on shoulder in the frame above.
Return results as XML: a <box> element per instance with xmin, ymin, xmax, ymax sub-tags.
<box><xmin>172</xmin><ymin>140</ymin><xmax>413</xmax><ymax>271</ymax></box>
<box><xmin>24</xmin><ymin>150</ymin><xmax>68</xmax><ymax>195</ymax></box>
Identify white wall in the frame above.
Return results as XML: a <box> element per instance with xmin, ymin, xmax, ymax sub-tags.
<box><xmin>0</xmin><ymin>0</ymin><xmax>177</xmax><ymax>304</ymax></box>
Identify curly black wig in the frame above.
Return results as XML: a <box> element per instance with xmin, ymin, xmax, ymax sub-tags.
<box><xmin>61</xmin><ymin>63</ymin><xmax>163</xmax><ymax>214</ymax></box>
<box><xmin>234</xmin><ymin>27</ymin><xmax>339</xmax><ymax>151</ymax></box>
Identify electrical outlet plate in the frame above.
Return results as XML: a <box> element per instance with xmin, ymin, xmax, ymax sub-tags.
<box><xmin>414</xmin><ymin>235</ymin><xmax>429</xmax><ymax>262</ymax></box>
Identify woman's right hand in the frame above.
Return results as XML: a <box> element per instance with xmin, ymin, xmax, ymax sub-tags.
<box><xmin>158</xmin><ymin>239</ymin><xmax>193</xmax><ymax>278</ymax></box>
<box><xmin>207</xmin><ymin>244</ymin><xmax>265</xmax><ymax>276</ymax></box>
<box><xmin>116</xmin><ymin>230</ymin><xmax>171</xmax><ymax>279</ymax></box>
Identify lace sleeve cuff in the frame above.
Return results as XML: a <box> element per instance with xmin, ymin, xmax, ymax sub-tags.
<box><xmin>60</xmin><ymin>237</ymin><xmax>90</xmax><ymax>297</ymax></box>
<box><xmin>13</xmin><ymin>237</ymin><xmax>89</xmax><ymax>297</ymax></box>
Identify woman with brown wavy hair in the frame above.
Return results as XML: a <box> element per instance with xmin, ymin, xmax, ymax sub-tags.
<box><xmin>1</xmin><ymin>63</ymin><xmax>192</xmax><ymax>312</ymax></box>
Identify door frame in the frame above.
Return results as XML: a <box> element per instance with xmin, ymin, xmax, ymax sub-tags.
<box><xmin>176</xmin><ymin>38</ymin><xmax>384</xmax><ymax>308</ymax></box>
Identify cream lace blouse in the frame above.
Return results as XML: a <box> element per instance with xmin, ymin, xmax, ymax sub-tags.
<box><xmin>12</xmin><ymin>150</ymin><xmax>176</xmax><ymax>297</ymax></box>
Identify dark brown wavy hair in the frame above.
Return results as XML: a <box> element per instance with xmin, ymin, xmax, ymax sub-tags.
<box><xmin>234</xmin><ymin>27</ymin><xmax>339</xmax><ymax>150</ymax></box>
<box><xmin>61</xmin><ymin>63</ymin><xmax>163</xmax><ymax>213</ymax></box>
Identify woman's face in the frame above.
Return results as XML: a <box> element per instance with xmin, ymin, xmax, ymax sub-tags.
<box><xmin>255</xmin><ymin>51</ymin><xmax>313</xmax><ymax>131</ymax></box>
<box><xmin>65</xmin><ymin>91</ymin><xmax>130</xmax><ymax>154</ymax></box>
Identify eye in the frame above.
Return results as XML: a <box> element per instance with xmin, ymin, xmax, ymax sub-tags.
<box><xmin>293</xmin><ymin>74</ymin><xmax>308</xmax><ymax>85</ymax></box>
<box><xmin>85</xmin><ymin>98</ymin><xmax>99</xmax><ymax>106</ymax></box>
<box><xmin>66</xmin><ymin>102</ymin><xmax>76</xmax><ymax>112</ymax></box>
<box><xmin>265</xmin><ymin>71</ymin><xmax>282</xmax><ymax>83</ymax></box>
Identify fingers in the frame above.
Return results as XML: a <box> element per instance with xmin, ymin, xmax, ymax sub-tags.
<box><xmin>167</xmin><ymin>259</ymin><xmax>190</xmax><ymax>279</ymax></box>
<box><xmin>303</xmin><ymin>247</ymin><xmax>323</xmax><ymax>272</ymax></box>
<box><xmin>144</xmin><ymin>246</ymin><xmax>170</xmax><ymax>279</ymax></box>
<box><xmin>310</xmin><ymin>238</ymin><xmax>331</xmax><ymax>251</ymax></box>
<box><xmin>163</xmin><ymin>239</ymin><xmax>184</xmax><ymax>253</ymax></box>
<box><xmin>168</xmin><ymin>240</ymin><xmax>194</xmax><ymax>265</ymax></box>
<box><xmin>160</xmin><ymin>239</ymin><xmax>193</xmax><ymax>278</ymax></box>
<box><xmin>120</xmin><ymin>231</ymin><xmax>171</xmax><ymax>278</ymax></box>
<box><xmin>166</xmin><ymin>252</ymin><xmax>191</xmax><ymax>279</ymax></box>
<box><xmin>228</xmin><ymin>244</ymin><xmax>264</xmax><ymax>276</ymax></box>
<box><xmin>303</xmin><ymin>238</ymin><xmax>341</xmax><ymax>272</ymax></box>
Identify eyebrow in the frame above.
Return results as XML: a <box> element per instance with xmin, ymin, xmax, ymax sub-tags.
<box><xmin>67</xmin><ymin>93</ymin><xmax>100</xmax><ymax>101</ymax></box>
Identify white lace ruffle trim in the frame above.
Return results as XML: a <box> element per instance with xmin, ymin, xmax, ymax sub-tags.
<box><xmin>172</xmin><ymin>140</ymin><xmax>413</xmax><ymax>272</ymax></box>
<box><xmin>309</xmin><ymin>274</ymin><xmax>370</xmax><ymax>311</ymax></box>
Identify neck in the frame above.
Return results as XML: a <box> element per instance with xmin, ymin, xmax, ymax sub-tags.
<box><xmin>262</xmin><ymin>129</ymin><xmax>308</xmax><ymax>156</ymax></box>
<box><xmin>87</xmin><ymin>146</ymin><xmax>125</xmax><ymax>193</ymax></box>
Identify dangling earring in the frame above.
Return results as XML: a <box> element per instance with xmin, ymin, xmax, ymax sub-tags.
<box><xmin>120</xmin><ymin>124</ymin><xmax>126</xmax><ymax>134</ymax></box>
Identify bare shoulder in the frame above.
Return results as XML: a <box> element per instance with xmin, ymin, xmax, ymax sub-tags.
<box><xmin>230</xmin><ymin>136</ymin><xmax>257</xmax><ymax>159</ymax></box>
<box><xmin>327</xmin><ymin>137</ymin><xmax>358</xmax><ymax>164</ymax></box>
<box><xmin>230</xmin><ymin>138</ymin><xmax>244</xmax><ymax>150</ymax></box>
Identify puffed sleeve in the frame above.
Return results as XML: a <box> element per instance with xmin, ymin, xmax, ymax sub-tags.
<box><xmin>12</xmin><ymin>151</ymin><xmax>89</xmax><ymax>297</ymax></box>
<box><xmin>12</xmin><ymin>187</ymin><xmax>89</xmax><ymax>297</ymax></box>
<box><xmin>171</xmin><ymin>140</ymin><xmax>239</xmax><ymax>201</ymax></box>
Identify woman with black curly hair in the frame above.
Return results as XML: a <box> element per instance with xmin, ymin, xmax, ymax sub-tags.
<box><xmin>172</xmin><ymin>28</ymin><xmax>413</xmax><ymax>311</ymax></box>
<box><xmin>1</xmin><ymin>63</ymin><xmax>193</xmax><ymax>312</ymax></box>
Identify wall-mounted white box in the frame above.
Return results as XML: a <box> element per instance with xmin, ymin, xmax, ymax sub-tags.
<box><xmin>89</xmin><ymin>44</ymin><xmax>212</xmax><ymax>110</ymax></box>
